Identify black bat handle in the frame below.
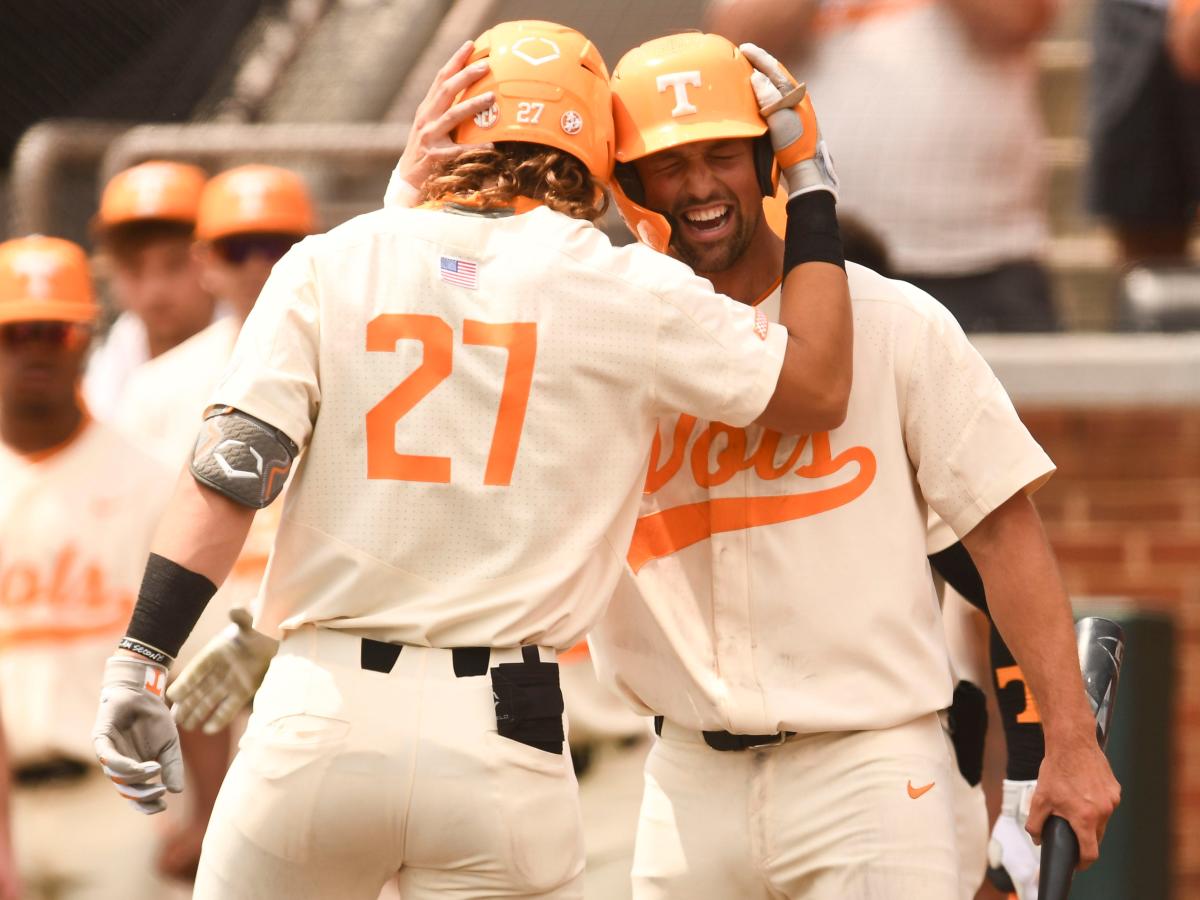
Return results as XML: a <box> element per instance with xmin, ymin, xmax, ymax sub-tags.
<box><xmin>1038</xmin><ymin>815</ymin><xmax>1080</xmax><ymax>900</ymax></box>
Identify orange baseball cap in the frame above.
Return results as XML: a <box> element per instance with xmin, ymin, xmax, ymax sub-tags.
<box><xmin>196</xmin><ymin>165</ymin><xmax>316</xmax><ymax>242</ymax></box>
<box><xmin>453</xmin><ymin>20</ymin><xmax>615</xmax><ymax>180</ymax></box>
<box><xmin>0</xmin><ymin>236</ymin><xmax>98</xmax><ymax>325</ymax></box>
<box><xmin>97</xmin><ymin>161</ymin><xmax>207</xmax><ymax>230</ymax></box>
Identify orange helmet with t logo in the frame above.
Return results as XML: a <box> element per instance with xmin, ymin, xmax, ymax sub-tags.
<box><xmin>609</xmin><ymin>33</ymin><xmax>777</xmax><ymax>252</ymax></box>
<box><xmin>452</xmin><ymin>20</ymin><xmax>615</xmax><ymax>181</ymax></box>
<box><xmin>0</xmin><ymin>236</ymin><xmax>98</xmax><ymax>325</ymax></box>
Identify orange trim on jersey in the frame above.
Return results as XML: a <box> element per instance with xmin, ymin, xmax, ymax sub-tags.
<box><xmin>752</xmin><ymin>276</ymin><xmax>782</xmax><ymax>308</ymax></box>
<box><xmin>812</xmin><ymin>0</ymin><xmax>935</xmax><ymax>33</ymax></box>
<box><xmin>558</xmin><ymin>641</ymin><xmax>591</xmax><ymax>663</ymax></box>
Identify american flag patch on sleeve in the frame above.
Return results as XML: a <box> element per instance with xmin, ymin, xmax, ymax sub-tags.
<box><xmin>440</xmin><ymin>256</ymin><xmax>478</xmax><ymax>289</ymax></box>
<box><xmin>754</xmin><ymin>308</ymin><xmax>769</xmax><ymax>340</ymax></box>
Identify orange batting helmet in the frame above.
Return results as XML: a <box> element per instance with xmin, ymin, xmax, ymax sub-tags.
<box><xmin>196</xmin><ymin>165</ymin><xmax>316</xmax><ymax>242</ymax></box>
<box><xmin>0</xmin><ymin>236</ymin><xmax>98</xmax><ymax>325</ymax></box>
<box><xmin>609</xmin><ymin>33</ymin><xmax>777</xmax><ymax>252</ymax></box>
<box><xmin>97</xmin><ymin>161</ymin><xmax>207</xmax><ymax>231</ymax></box>
<box><xmin>452</xmin><ymin>20</ymin><xmax>615</xmax><ymax>181</ymax></box>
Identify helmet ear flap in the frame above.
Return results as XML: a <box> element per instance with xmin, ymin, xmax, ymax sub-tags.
<box><xmin>613</xmin><ymin>162</ymin><xmax>646</xmax><ymax>205</ymax></box>
<box><xmin>753</xmin><ymin>134</ymin><xmax>777</xmax><ymax>197</ymax></box>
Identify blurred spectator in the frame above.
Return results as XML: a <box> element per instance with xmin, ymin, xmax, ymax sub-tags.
<box><xmin>0</xmin><ymin>236</ymin><xmax>175</xmax><ymax>900</ymax></box>
<box><xmin>1172</xmin><ymin>0</ymin><xmax>1200</xmax><ymax>77</ymax></box>
<box><xmin>114</xmin><ymin>166</ymin><xmax>315</xmax><ymax>882</ymax></box>
<box><xmin>1087</xmin><ymin>0</ymin><xmax>1200</xmax><ymax>265</ymax></box>
<box><xmin>706</xmin><ymin>0</ymin><xmax>1060</xmax><ymax>332</ymax></box>
<box><xmin>84</xmin><ymin>161</ymin><xmax>217</xmax><ymax>421</ymax></box>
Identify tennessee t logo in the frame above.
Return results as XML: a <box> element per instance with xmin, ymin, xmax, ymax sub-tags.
<box><xmin>656</xmin><ymin>71</ymin><xmax>702</xmax><ymax>117</ymax></box>
<box><xmin>144</xmin><ymin>667</ymin><xmax>166</xmax><ymax>697</ymax></box>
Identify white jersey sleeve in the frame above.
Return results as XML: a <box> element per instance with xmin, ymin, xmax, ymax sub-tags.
<box><xmin>213</xmin><ymin>244</ymin><xmax>322</xmax><ymax>448</ymax></box>
<box><xmin>640</xmin><ymin>250</ymin><xmax>787</xmax><ymax>427</ymax></box>
<box><xmin>897</xmin><ymin>281</ymin><xmax>1054</xmax><ymax>540</ymax></box>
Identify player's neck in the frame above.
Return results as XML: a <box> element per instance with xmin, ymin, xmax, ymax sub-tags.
<box><xmin>0</xmin><ymin>399</ymin><xmax>84</xmax><ymax>456</ymax></box>
<box><xmin>700</xmin><ymin>226</ymin><xmax>784</xmax><ymax>306</ymax></box>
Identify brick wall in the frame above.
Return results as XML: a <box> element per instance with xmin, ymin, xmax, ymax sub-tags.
<box><xmin>1022</xmin><ymin>407</ymin><xmax>1200</xmax><ymax>898</ymax></box>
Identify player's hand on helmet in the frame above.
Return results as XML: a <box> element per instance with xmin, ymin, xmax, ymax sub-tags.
<box><xmin>987</xmin><ymin>779</ymin><xmax>1041</xmax><ymax>900</ymax></box>
<box><xmin>92</xmin><ymin>655</ymin><xmax>183</xmax><ymax>815</ymax></box>
<box><xmin>385</xmin><ymin>40</ymin><xmax>496</xmax><ymax>208</ymax></box>
<box><xmin>740</xmin><ymin>43</ymin><xmax>838</xmax><ymax>200</ymax></box>
<box><xmin>168</xmin><ymin>607</ymin><xmax>278</xmax><ymax>735</ymax></box>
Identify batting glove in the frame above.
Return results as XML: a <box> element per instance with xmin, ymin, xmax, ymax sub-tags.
<box><xmin>741</xmin><ymin>43</ymin><xmax>838</xmax><ymax>201</ymax></box>
<box><xmin>92</xmin><ymin>656</ymin><xmax>183</xmax><ymax>815</ymax></box>
<box><xmin>988</xmin><ymin>778</ymin><xmax>1041</xmax><ymax>900</ymax></box>
<box><xmin>168</xmin><ymin>608</ymin><xmax>278</xmax><ymax>735</ymax></box>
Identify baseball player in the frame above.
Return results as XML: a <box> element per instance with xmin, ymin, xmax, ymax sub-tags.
<box><xmin>109</xmin><ymin>162</ymin><xmax>316</xmax><ymax>881</ymax></box>
<box><xmin>582</xmin><ymin>33</ymin><xmax>1117</xmax><ymax>899</ymax></box>
<box><xmin>84</xmin><ymin>161</ymin><xmax>216</xmax><ymax>421</ymax></box>
<box><xmin>90</xmin><ymin>19</ymin><xmax>853</xmax><ymax>900</ymax></box>
<box><xmin>0</xmin><ymin>236</ymin><xmax>176</xmax><ymax>899</ymax></box>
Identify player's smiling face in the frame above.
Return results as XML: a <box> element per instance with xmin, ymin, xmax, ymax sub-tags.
<box><xmin>633</xmin><ymin>138</ymin><xmax>761</xmax><ymax>274</ymax></box>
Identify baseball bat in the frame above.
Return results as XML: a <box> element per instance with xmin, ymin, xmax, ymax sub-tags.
<box><xmin>1038</xmin><ymin>616</ymin><xmax>1125</xmax><ymax>900</ymax></box>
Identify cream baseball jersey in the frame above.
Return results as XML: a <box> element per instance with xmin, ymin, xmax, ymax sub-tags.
<box><xmin>210</xmin><ymin>203</ymin><xmax>787</xmax><ymax>648</ymax></box>
<box><xmin>590</xmin><ymin>263</ymin><xmax>1055</xmax><ymax>734</ymax></box>
<box><xmin>0</xmin><ymin>421</ymin><xmax>171</xmax><ymax>765</ymax></box>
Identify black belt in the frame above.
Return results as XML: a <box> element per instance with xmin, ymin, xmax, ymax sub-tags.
<box><xmin>360</xmin><ymin>639</ymin><xmax>540</xmax><ymax>677</ymax></box>
<box><xmin>13</xmin><ymin>757</ymin><xmax>90</xmax><ymax>786</ymax></box>
<box><xmin>654</xmin><ymin>715</ymin><xmax>795</xmax><ymax>752</ymax></box>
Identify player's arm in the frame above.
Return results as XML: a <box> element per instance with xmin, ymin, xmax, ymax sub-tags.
<box><xmin>743</xmin><ymin>44</ymin><xmax>852</xmax><ymax>435</ymax></box>
<box><xmin>961</xmin><ymin>491</ymin><xmax>1120</xmax><ymax>868</ymax></box>
<box><xmin>941</xmin><ymin>0</ymin><xmax>1058</xmax><ymax>53</ymax></box>
<box><xmin>703</xmin><ymin>0</ymin><xmax>822</xmax><ymax>60</ymax></box>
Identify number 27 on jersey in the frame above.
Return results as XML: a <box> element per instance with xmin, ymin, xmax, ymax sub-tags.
<box><xmin>365</xmin><ymin>313</ymin><xmax>536</xmax><ymax>487</ymax></box>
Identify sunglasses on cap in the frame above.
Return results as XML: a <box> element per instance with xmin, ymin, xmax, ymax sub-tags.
<box><xmin>0</xmin><ymin>321</ymin><xmax>91</xmax><ymax>351</ymax></box>
<box><xmin>212</xmin><ymin>234</ymin><xmax>301</xmax><ymax>265</ymax></box>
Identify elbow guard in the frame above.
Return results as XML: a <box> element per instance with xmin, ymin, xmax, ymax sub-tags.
<box><xmin>190</xmin><ymin>407</ymin><xmax>298</xmax><ymax>509</ymax></box>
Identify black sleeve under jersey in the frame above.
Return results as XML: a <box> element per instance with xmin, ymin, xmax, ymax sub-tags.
<box><xmin>928</xmin><ymin>541</ymin><xmax>987</xmax><ymax>615</ymax></box>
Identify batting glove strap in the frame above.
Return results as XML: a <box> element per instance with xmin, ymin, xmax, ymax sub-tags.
<box><xmin>92</xmin><ymin>656</ymin><xmax>183</xmax><ymax>816</ymax></box>
<box><xmin>987</xmin><ymin>779</ymin><xmax>1040</xmax><ymax>900</ymax></box>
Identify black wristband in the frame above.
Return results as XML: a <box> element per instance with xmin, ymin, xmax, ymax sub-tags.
<box><xmin>122</xmin><ymin>553</ymin><xmax>218</xmax><ymax>665</ymax></box>
<box><xmin>783</xmin><ymin>191</ymin><xmax>844</xmax><ymax>277</ymax></box>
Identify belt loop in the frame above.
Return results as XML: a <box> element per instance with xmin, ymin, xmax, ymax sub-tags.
<box><xmin>452</xmin><ymin>647</ymin><xmax>491</xmax><ymax>677</ymax></box>
<box><xmin>521</xmin><ymin>645</ymin><xmax>539</xmax><ymax>664</ymax></box>
<box><xmin>361</xmin><ymin>638</ymin><xmax>402</xmax><ymax>674</ymax></box>
<box><xmin>654</xmin><ymin>715</ymin><xmax>663</xmax><ymax>737</ymax></box>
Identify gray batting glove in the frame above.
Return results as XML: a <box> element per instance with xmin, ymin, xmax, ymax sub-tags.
<box><xmin>741</xmin><ymin>42</ymin><xmax>838</xmax><ymax>201</ymax></box>
<box><xmin>168</xmin><ymin>608</ymin><xmax>278</xmax><ymax>735</ymax></box>
<box><xmin>92</xmin><ymin>656</ymin><xmax>183</xmax><ymax>815</ymax></box>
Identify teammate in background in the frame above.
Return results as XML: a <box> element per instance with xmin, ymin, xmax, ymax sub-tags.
<box><xmin>84</xmin><ymin>161</ymin><xmax>216</xmax><ymax>420</ymax></box>
<box><xmin>91</xmin><ymin>20</ymin><xmax>852</xmax><ymax>899</ymax></box>
<box><xmin>111</xmin><ymin>163</ymin><xmax>315</xmax><ymax>882</ymax></box>
<box><xmin>585</xmin><ymin>33</ymin><xmax>1116</xmax><ymax>899</ymax></box>
<box><xmin>0</xmin><ymin>236</ymin><xmax>176</xmax><ymax>899</ymax></box>
<box><xmin>118</xmin><ymin>164</ymin><xmax>316</xmax><ymax>466</ymax></box>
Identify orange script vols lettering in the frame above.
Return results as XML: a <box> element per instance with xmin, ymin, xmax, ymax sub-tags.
<box><xmin>628</xmin><ymin>415</ymin><xmax>877</xmax><ymax>571</ymax></box>
<box><xmin>0</xmin><ymin>544</ymin><xmax>134</xmax><ymax>644</ymax></box>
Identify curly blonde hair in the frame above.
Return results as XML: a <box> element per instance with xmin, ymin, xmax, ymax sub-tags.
<box><xmin>422</xmin><ymin>142</ymin><xmax>608</xmax><ymax>221</ymax></box>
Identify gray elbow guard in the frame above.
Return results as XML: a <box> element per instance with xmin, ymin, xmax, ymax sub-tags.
<box><xmin>190</xmin><ymin>407</ymin><xmax>298</xmax><ymax>508</ymax></box>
